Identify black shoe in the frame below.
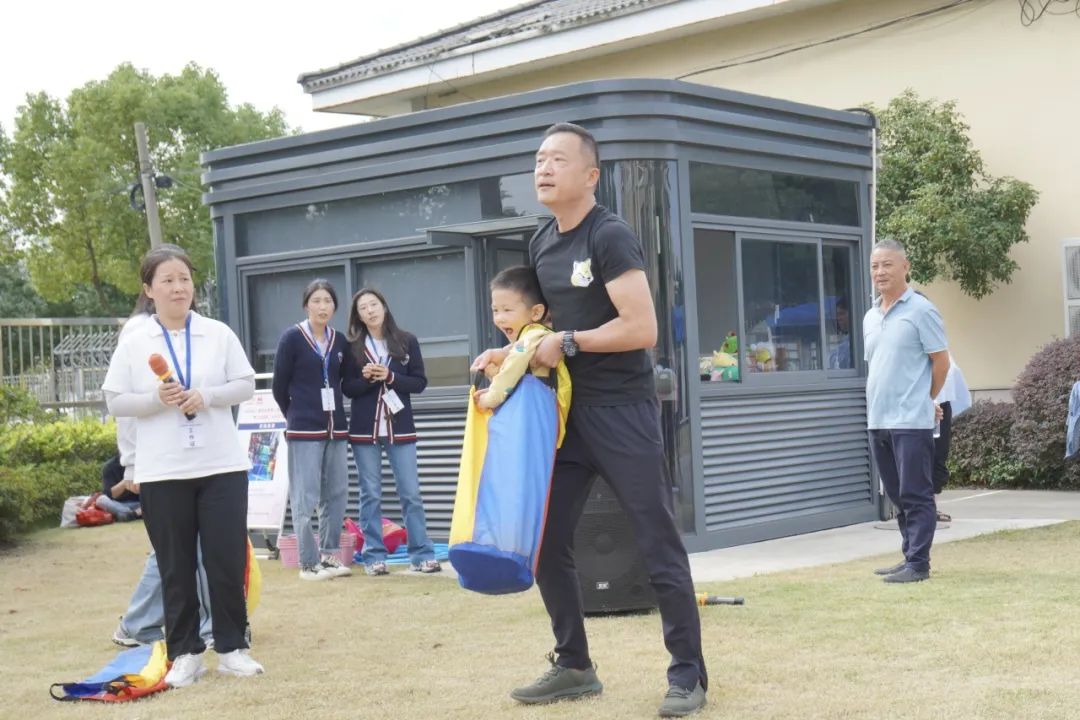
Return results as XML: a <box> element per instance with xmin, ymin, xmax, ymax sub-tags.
<box><xmin>883</xmin><ymin>566</ymin><xmax>929</xmax><ymax>583</ymax></box>
<box><xmin>874</xmin><ymin>561</ymin><xmax>907</xmax><ymax>576</ymax></box>
<box><xmin>510</xmin><ymin>653</ymin><xmax>603</xmax><ymax>705</ymax></box>
<box><xmin>658</xmin><ymin>681</ymin><xmax>707</xmax><ymax>717</ymax></box>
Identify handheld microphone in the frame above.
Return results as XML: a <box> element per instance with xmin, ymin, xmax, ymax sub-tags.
<box><xmin>149</xmin><ymin>353</ymin><xmax>196</xmax><ymax>421</ymax></box>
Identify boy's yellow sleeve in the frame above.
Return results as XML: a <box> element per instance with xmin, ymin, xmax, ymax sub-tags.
<box><xmin>476</xmin><ymin>327</ymin><xmax>547</xmax><ymax>410</ymax></box>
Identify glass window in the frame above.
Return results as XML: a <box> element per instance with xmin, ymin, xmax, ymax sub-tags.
<box><xmin>354</xmin><ymin>252</ymin><xmax>469</xmax><ymax>387</ymax></box>
<box><xmin>235</xmin><ymin>183</ymin><xmax>485</xmax><ymax>256</ymax></box>
<box><xmin>690</xmin><ymin>162</ymin><xmax>860</xmax><ymax>226</ymax></box>
<box><xmin>236</xmin><ymin>174</ymin><xmax>551</xmax><ymax>258</ymax></box>
<box><xmin>693</xmin><ymin>230</ymin><xmax>741</xmax><ymax>383</ymax></box>
<box><xmin>741</xmin><ymin>239</ymin><xmax>821</xmax><ymax>373</ymax></box>
<box><xmin>247</xmin><ymin>266</ymin><xmax>346</xmax><ymax>373</ymax></box>
<box><xmin>823</xmin><ymin>245</ymin><xmax>855</xmax><ymax>371</ymax></box>
<box><xmin>488</xmin><ymin>173</ymin><xmax>548</xmax><ymax>218</ymax></box>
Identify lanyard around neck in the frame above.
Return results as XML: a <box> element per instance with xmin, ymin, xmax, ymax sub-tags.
<box><xmin>301</xmin><ymin>321</ymin><xmax>333</xmax><ymax>387</ymax></box>
<box><xmin>365</xmin><ymin>334</ymin><xmax>389</xmax><ymax>365</ymax></box>
<box><xmin>156</xmin><ymin>313</ymin><xmax>192</xmax><ymax>389</ymax></box>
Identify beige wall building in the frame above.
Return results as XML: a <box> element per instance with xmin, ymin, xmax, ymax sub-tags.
<box><xmin>301</xmin><ymin>0</ymin><xmax>1080</xmax><ymax>393</ymax></box>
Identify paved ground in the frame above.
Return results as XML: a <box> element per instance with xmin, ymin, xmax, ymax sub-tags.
<box><xmin>688</xmin><ymin>489</ymin><xmax>1080</xmax><ymax>583</ymax></box>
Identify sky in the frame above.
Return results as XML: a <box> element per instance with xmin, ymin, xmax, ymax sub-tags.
<box><xmin>1</xmin><ymin>0</ymin><xmax>522</xmax><ymax>135</ymax></box>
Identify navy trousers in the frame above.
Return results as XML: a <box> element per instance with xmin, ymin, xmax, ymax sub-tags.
<box><xmin>535</xmin><ymin>399</ymin><xmax>707</xmax><ymax>692</ymax></box>
<box><xmin>869</xmin><ymin>429</ymin><xmax>936</xmax><ymax>571</ymax></box>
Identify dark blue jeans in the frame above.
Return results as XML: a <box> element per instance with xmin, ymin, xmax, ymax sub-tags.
<box><xmin>870</xmin><ymin>429</ymin><xmax>936</xmax><ymax>572</ymax></box>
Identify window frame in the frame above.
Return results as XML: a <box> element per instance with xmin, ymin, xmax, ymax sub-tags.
<box><xmin>689</xmin><ymin>221</ymin><xmax>863</xmax><ymax>393</ymax></box>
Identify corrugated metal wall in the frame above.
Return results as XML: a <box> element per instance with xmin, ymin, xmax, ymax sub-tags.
<box><xmin>699</xmin><ymin>387</ymin><xmax>872</xmax><ymax>533</ymax></box>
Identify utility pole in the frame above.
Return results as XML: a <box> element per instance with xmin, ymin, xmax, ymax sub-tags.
<box><xmin>134</xmin><ymin>122</ymin><xmax>164</xmax><ymax>248</ymax></box>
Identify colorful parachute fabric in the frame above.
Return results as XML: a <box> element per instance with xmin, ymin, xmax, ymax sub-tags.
<box><xmin>50</xmin><ymin>641</ymin><xmax>169</xmax><ymax>702</ymax></box>
<box><xmin>449</xmin><ymin>373</ymin><xmax>562</xmax><ymax>594</ymax></box>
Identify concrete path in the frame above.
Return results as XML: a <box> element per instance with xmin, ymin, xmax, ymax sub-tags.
<box><xmin>688</xmin><ymin>489</ymin><xmax>1080</xmax><ymax>583</ymax></box>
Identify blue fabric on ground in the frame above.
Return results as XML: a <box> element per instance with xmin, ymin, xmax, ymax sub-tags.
<box><xmin>357</xmin><ymin>542</ymin><xmax>450</xmax><ymax>566</ymax></box>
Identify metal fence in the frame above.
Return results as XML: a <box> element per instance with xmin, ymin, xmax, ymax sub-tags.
<box><xmin>0</xmin><ymin>318</ymin><xmax>126</xmax><ymax>416</ymax></box>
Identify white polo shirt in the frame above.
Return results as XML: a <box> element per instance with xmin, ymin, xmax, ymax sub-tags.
<box><xmin>103</xmin><ymin>311</ymin><xmax>254</xmax><ymax>483</ymax></box>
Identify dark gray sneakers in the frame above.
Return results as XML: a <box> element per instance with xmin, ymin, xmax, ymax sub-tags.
<box><xmin>658</xmin><ymin>681</ymin><xmax>707</xmax><ymax>717</ymax></box>
<box><xmin>883</xmin><ymin>566</ymin><xmax>930</xmax><ymax>583</ymax></box>
<box><xmin>510</xmin><ymin>653</ymin><xmax>603</xmax><ymax>705</ymax></box>
<box><xmin>874</xmin><ymin>560</ymin><xmax>907</xmax><ymax>576</ymax></box>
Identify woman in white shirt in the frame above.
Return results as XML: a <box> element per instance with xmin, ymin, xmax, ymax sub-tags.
<box><xmin>103</xmin><ymin>244</ymin><xmax>263</xmax><ymax>688</ymax></box>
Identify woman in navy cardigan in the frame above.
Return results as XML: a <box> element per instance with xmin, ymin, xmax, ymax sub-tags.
<box><xmin>271</xmin><ymin>279</ymin><xmax>355</xmax><ymax>582</ymax></box>
<box><xmin>343</xmin><ymin>287</ymin><xmax>440</xmax><ymax>575</ymax></box>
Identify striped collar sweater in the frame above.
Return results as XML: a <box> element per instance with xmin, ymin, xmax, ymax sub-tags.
<box><xmin>271</xmin><ymin>323</ymin><xmax>354</xmax><ymax>440</ymax></box>
<box><xmin>343</xmin><ymin>332</ymin><xmax>427</xmax><ymax>444</ymax></box>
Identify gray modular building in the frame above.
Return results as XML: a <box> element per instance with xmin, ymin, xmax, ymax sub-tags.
<box><xmin>202</xmin><ymin>79</ymin><xmax>879</xmax><ymax>552</ymax></box>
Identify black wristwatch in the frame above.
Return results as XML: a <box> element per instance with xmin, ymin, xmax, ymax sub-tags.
<box><xmin>561</xmin><ymin>330</ymin><xmax>579</xmax><ymax>357</ymax></box>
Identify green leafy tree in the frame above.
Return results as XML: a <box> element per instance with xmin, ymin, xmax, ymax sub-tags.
<box><xmin>0</xmin><ymin>63</ymin><xmax>289</xmax><ymax>315</ymax></box>
<box><xmin>874</xmin><ymin>90</ymin><xmax>1038</xmax><ymax>299</ymax></box>
<box><xmin>0</xmin><ymin>261</ymin><xmax>47</xmax><ymax>318</ymax></box>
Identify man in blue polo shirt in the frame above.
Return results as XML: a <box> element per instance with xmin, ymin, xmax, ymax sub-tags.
<box><xmin>864</xmin><ymin>239</ymin><xmax>950</xmax><ymax>583</ymax></box>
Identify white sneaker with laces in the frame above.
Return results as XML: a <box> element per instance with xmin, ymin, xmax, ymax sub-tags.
<box><xmin>218</xmin><ymin>649</ymin><xmax>265</xmax><ymax>677</ymax></box>
<box><xmin>165</xmin><ymin>653</ymin><xmax>207</xmax><ymax>688</ymax></box>
<box><xmin>320</xmin><ymin>554</ymin><xmax>352</xmax><ymax>578</ymax></box>
<box><xmin>299</xmin><ymin>563</ymin><xmax>334</xmax><ymax>581</ymax></box>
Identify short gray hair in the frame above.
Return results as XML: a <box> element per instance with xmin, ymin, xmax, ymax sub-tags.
<box><xmin>872</xmin><ymin>238</ymin><xmax>907</xmax><ymax>257</ymax></box>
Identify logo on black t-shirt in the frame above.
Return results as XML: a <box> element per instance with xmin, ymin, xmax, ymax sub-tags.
<box><xmin>570</xmin><ymin>258</ymin><xmax>594</xmax><ymax>287</ymax></box>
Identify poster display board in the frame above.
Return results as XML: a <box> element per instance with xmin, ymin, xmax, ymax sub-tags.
<box><xmin>237</xmin><ymin>390</ymin><xmax>290</xmax><ymax>532</ymax></box>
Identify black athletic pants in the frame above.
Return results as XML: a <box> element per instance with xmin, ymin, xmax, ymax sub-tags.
<box><xmin>535</xmin><ymin>399</ymin><xmax>708</xmax><ymax>692</ymax></box>
<box><xmin>932</xmin><ymin>401</ymin><xmax>953</xmax><ymax>495</ymax></box>
<box><xmin>140</xmin><ymin>471</ymin><xmax>249</xmax><ymax>660</ymax></box>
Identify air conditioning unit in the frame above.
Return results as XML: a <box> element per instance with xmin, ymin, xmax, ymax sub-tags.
<box><xmin>1063</xmin><ymin>239</ymin><xmax>1080</xmax><ymax>336</ymax></box>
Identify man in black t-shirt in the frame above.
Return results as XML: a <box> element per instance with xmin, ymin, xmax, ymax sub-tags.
<box><xmin>472</xmin><ymin>123</ymin><xmax>707</xmax><ymax>718</ymax></box>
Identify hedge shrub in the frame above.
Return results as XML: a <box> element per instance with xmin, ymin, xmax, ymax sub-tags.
<box><xmin>948</xmin><ymin>401</ymin><xmax>1026</xmax><ymax>488</ymax></box>
<box><xmin>0</xmin><ymin>387</ymin><xmax>117</xmax><ymax>543</ymax></box>
<box><xmin>0</xmin><ymin>461</ymin><xmax>102</xmax><ymax>542</ymax></box>
<box><xmin>1011</xmin><ymin>334</ymin><xmax>1080</xmax><ymax>488</ymax></box>
<box><xmin>0</xmin><ymin>417</ymin><xmax>117</xmax><ymax>466</ymax></box>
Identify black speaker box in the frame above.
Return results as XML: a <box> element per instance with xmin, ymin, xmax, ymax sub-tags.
<box><xmin>574</xmin><ymin>476</ymin><xmax>657</xmax><ymax>615</ymax></box>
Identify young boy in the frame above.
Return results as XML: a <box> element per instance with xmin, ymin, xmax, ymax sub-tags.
<box><xmin>476</xmin><ymin>265</ymin><xmax>568</xmax><ymax>414</ymax></box>
<box><xmin>449</xmin><ymin>266</ymin><xmax>570</xmax><ymax>594</ymax></box>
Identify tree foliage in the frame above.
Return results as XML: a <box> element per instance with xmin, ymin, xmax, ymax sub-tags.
<box><xmin>0</xmin><ymin>63</ymin><xmax>289</xmax><ymax>315</ymax></box>
<box><xmin>874</xmin><ymin>90</ymin><xmax>1038</xmax><ymax>299</ymax></box>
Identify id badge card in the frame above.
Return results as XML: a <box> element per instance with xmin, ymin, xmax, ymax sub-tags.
<box><xmin>383</xmin><ymin>389</ymin><xmax>404</xmax><ymax>415</ymax></box>
<box><xmin>178</xmin><ymin>414</ymin><xmax>206</xmax><ymax>449</ymax></box>
<box><xmin>321</xmin><ymin>386</ymin><xmax>336</xmax><ymax>411</ymax></box>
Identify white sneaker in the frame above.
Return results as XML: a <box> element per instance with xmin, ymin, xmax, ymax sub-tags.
<box><xmin>319</xmin><ymin>554</ymin><xmax>352</xmax><ymax>578</ymax></box>
<box><xmin>299</xmin><ymin>563</ymin><xmax>334</xmax><ymax>581</ymax></box>
<box><xmin>165</xmin><ymin>653</ymin><xmax>207</xmax><ymax>688</ymax></box>
<box><xmin>111</xmin><ymin>621</ymin><xmax>141</xmax><ymax>648</ymax></box>
<box><xmin>217</xmin><ymin>649</ymin><xmax>265</xmax><ymax>677</ymax></box>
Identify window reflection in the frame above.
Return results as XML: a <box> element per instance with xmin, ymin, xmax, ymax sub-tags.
<box><xmin>823</xmin><ymin>245</ymin><xmax>855</xmax><ymax>370</ymax></box>
<box><xmin>355</xmin><ymin>252</ymin><xmax>470</xmax><ymax>387</ymax></box>
<box><xmin>741</xmin><ymin>240</ymin><xmax>821</xmax><ymax>373</ymax></box>
<box><xmin>247</xmin><ymin>266</ymin><xmax>346</xmax><ymax>373</ymax></box>
<box><xmin>690</xmin><ymin>162</ymin><xmax>860</xmax><ymax>226</ymax></box>
<box><xmin>693</xmin><ymin>230</ymin><xmax>740</xmax><ymax>383</ymax></box>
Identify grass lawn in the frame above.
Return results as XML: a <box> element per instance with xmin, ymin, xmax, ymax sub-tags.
<box><xmin>2</xmin><ymin>520</ymin><xmax>1079</xmax><ymax>719</ymax></box>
